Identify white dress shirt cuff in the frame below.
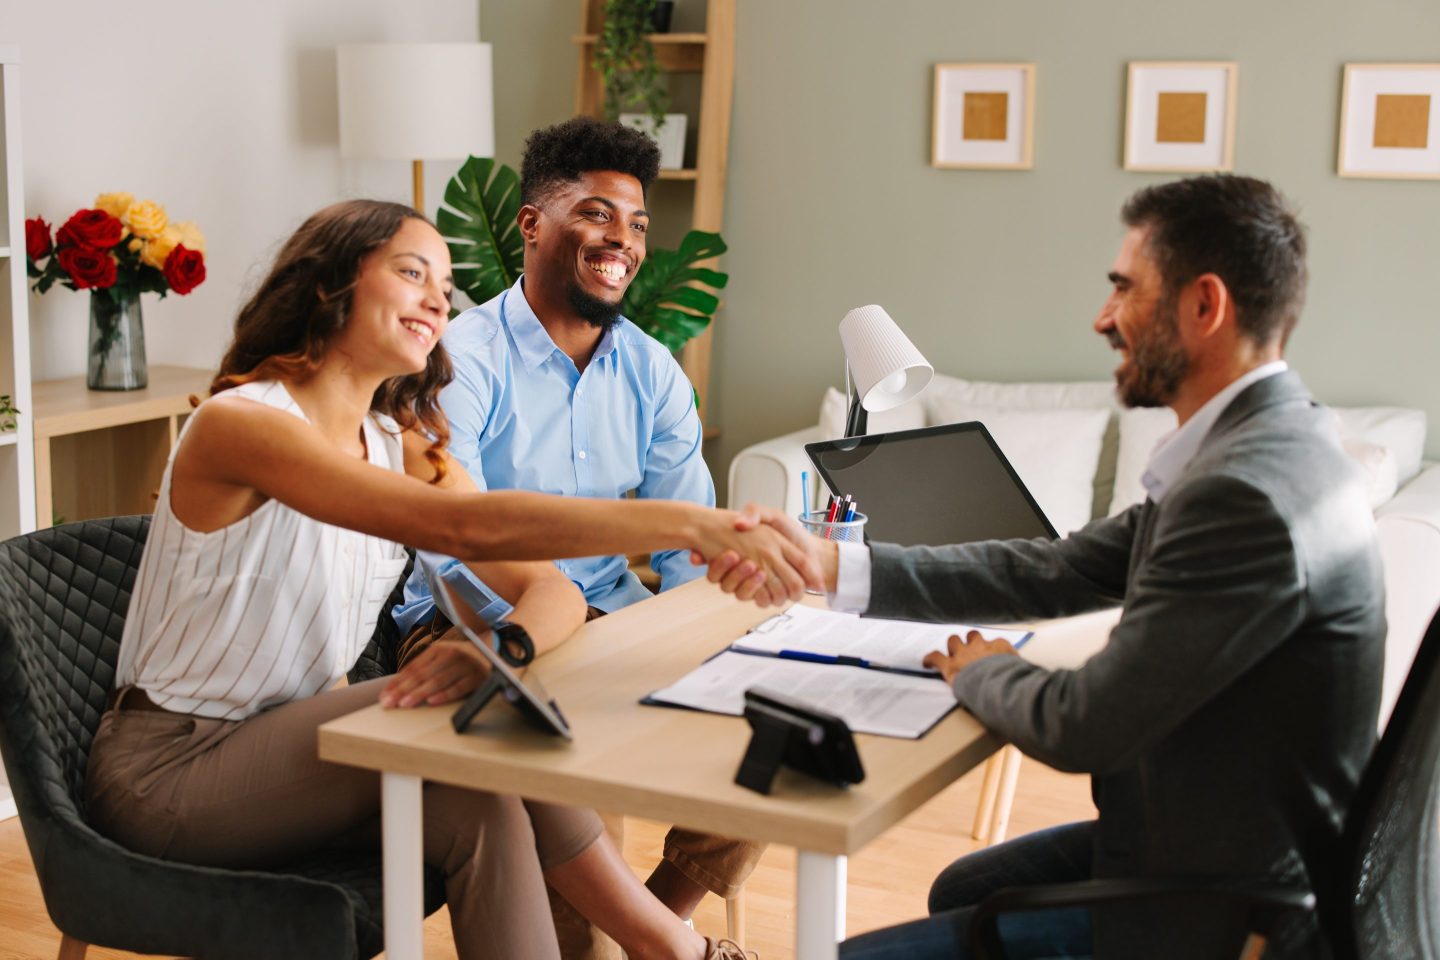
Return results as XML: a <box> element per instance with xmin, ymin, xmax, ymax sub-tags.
<box><xmin>828</xmin><ymin>541</ymin><xmax>873</xmax><ymax>613</ymax></box>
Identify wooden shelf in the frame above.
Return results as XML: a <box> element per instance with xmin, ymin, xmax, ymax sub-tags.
<box><xmin>0</xmin><ymin>432</ymin><xmax>17</xmax><ymax>447</ymax></box>
<box><xmin>32</xmin><ymin>364</ymin><xmax>214</xmax><ymax>528</ymax></box>
<box><xmin>572</xmin><ymin>32</ymin><xmax>708</xmax><ymax>45</ymax></box>
<box><xmin>0</xmin><ymin>246</ymin><xmax>10</xmax><ymax>258</ymax></box>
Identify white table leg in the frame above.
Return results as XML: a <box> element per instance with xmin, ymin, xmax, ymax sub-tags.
<box><xmin>796</xmin><ymin>851</ymin><xmax>847</xmax><ymax>959</ymax></box>
<box><xmin>383</xmin><ymin>772</ymin><xmax>425</xmax><ymax>960</ymax></box>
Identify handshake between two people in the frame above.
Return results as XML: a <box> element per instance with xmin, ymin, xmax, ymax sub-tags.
<box><xmin>689</xmin><ymin>504</ymin><xmax>839</xmax><ymax>607</ymax></box>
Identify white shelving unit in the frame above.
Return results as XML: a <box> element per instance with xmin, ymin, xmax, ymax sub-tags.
<box><xmin>0</xmin><ymin>45</ymin><xmax>37</xmax><ymax>823</ymax></box>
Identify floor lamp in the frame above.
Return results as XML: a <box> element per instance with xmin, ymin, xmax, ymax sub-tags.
<box><xmin>838</xmin><ymin>305</ymin><xmax>933</xmax><ymax>437</ymax></box>
<box><xmin>337</xmin><ymin>42</ymin><xmax>495</xmax><ymax>215</ymax></box>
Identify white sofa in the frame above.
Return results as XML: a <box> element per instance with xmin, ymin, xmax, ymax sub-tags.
<box><xmin>728</xmin><ymin>374</ymin><xmax>1440</xmax><ymax>729</ymax></box>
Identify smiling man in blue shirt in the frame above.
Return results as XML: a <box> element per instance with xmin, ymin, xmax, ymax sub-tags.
<box><xmin>394</xmin><ymin>117</ymin><xmax>756</xmax><ymax>958</ymax></box>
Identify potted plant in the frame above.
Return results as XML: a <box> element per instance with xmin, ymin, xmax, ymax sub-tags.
<box><xmin>594</xmin><ymin>0</ymin><xmax>669</xmax><ymax>129</ymax></box>
<box><xmin>438</xmin><ymin>155</ymin><xmax>727</xmax><ymax>356</ymax></box>
<box><xmin>26</xmin><ymin>194</ymin><xmax>207</xmax><ymax>390</ymax></box>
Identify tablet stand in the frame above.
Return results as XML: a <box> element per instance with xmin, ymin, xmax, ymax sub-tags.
<box><xmin>450</xmin><ymin>673</ymin><xmax>506</xmax><ymax>734</ymax></box>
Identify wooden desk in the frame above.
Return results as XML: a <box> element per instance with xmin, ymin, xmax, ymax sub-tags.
<box><xmin>320</xmin><ymin>580</ymin><xmax>1018</xmax><ymax>960</ymax></box>
<box><xmin>31</xmin><ymin>365</ymin><xmax>214</xmax><ymax>527</ymax></box>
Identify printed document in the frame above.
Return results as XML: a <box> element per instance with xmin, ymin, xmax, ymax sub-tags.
<box><xmin>645</xmin><ymin>650</ymin><xmax>957</xmax><ymax>739</ymax></box>
<box><xmin>734</xmin><ymin>603</ymin><xmax>1032</xmax><ymax>673</ymax></box>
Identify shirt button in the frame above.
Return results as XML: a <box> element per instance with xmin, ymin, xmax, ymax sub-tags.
<box><xmin>578</xmin><ymin>451</ymin><xmax>588</xmax><ymax>460</ymax></box>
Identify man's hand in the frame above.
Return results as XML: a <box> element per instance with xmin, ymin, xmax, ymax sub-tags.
<box><xmin>381</xmin><ymin>637</ymin><xmax>493</xmax><ymax>708</ymax></box>
<box><xmin>687</xmin><ymin>506</ymin><xmax>825</xmax><ymax>606</ymax></box>
<box><xmin>922</xmin><ymin>630</ymin><xmax>1019</xmax><ymax>684</ymax></box>
<box><xmin>694</xmin><ymin>504</ymin><xmax>838</xmax><ymax>602</ymax></box>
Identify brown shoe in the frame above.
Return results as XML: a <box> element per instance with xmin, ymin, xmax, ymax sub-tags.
<box><xmin>703</xmin><ymin>937</ymin><xmax>757</xmax><ymax>960</ymax></box>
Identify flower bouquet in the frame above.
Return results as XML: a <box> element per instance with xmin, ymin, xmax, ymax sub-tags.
<box><xmin>26</xmin><ymin>193</ymin><xmax>206</xmax><ymax>390</ymax></box>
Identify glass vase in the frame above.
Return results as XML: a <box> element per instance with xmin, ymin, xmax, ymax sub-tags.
<box><xmin>88</xmin><ymin>289</ymin><xmax>148</xmax><ymax>391</ymax></box>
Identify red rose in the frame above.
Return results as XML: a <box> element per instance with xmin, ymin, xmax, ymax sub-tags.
<box><xmin>55</xmin><ymin>208</ymin><xmax>124</xmax><ymax>251</ymax></box>
<box><xmin>163</xmin><ymin>244</ymin><xmax>206</xmax><ymax>295</ymax></box>
<box><xmin>25</xmin><ymin>217</ymin><xmax>52</xmax><ymax>261</ymax></box>
<box><xmin>56</xmin><ymin>246</ymin><xmax>118</xmax><ymax>289</ymax></box>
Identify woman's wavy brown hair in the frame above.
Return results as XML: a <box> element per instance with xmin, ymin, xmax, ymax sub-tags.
<box><xmin>209</xmin><ymin>199</ymin><xmax>452</xmax><ymax>482</ymax></box>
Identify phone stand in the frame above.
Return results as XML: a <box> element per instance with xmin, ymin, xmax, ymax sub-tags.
<box><xmin>734</xmin><ymin>688</ymin><xmax>865</xmax><ymax>795</ymax></box>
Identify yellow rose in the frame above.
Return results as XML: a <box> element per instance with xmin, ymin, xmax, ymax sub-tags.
<box><xmin>140</xmin><ymin>227</ymin><xmax>181</xmax><ymax>269</ymax></box>
<box><xmin>123</xmin><ymin>200</ymin><xmax>168</xmax><ymax>240</ymax></box>
<box><xmin>171</xmin><ymin>220</ymin><xmax>207</xmax><ymax>256</ymax></box>
<box><xmin>93</xmin><ymin>192</ymin><xmax>134</xmax><ymax>220</ymax></box>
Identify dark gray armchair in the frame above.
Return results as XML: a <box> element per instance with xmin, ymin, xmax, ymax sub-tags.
<box><xmin>0</xmin><ymin>517</ymin><xmax>443</xmax><ymax>960</ymax></box>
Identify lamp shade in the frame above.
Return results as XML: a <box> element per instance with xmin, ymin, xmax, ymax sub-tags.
<box><xmin>337</xmin><ymin>43</ymin><xmax>495</xmax><ymax>160</ymax></box>
<box><xmin>838</xmin><ymin>305</ymin><xmax>933</xmax><ymax>412</ymax></box>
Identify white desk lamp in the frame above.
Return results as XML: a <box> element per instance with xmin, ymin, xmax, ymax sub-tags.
<box><xmin>337</xmin><ymin>42</ymin><xmax>495</xmax><ymax>215</ymax></box>
<box><xmin>838</xmin><ymin>304</ymin><xmax>933</xmax><ymax>437</ymax></box>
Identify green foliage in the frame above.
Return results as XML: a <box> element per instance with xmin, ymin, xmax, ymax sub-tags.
<box><xmin>438</xmin><ymin>156</ymin><xmax>526</xmax><ymax>307</ymax></box>
<box><xmin>621</xmin><ymin>230</ymin><xmax>728</xmax><ymax>352</ymax></box>
<box><xmin>594</xmin><ymin>0</ymin><xmax>668</xmax><ymax>127</ymax></box>
<box><xmin>0</xmin><ymin>393</ymin><xmax>17</xmax><ymax>432</ymax></box>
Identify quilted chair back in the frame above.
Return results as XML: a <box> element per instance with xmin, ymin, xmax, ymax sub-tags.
<box><xmin>1344</xmin><ymin>606</ymin><xmax>1440</xmax><ymax>959</ymax></box>
<box><xmin>0</xmin><ymin>517</ymin><xmax>442</xmax><ymax>960</ymax></box>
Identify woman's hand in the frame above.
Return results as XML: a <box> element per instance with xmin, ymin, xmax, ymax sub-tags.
<box><xmin>380</xmin><ymin>637</ymin><xmax>492</xmax><ymax>708</ymax></box>
<box><xmin>689</xmin><ymin>507</ymin><xmax>824</xmax><ymax>605</ymax></box>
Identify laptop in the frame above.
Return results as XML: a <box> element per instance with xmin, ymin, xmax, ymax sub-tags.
<box><xmin>433</xmin><ymin>577</ymin><xmax>573</xmax><ymax>739</ymax></box>
<box><xmin>805</xmin><ymin>421</ymin><xmax>1058</xmax><ymax>547</ymax></box>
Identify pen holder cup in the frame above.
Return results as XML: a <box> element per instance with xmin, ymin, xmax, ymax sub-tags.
<box><xmin>798</xmin><ymin>510</ymin><xmax>868</xmax><ymax>544</ymax></box>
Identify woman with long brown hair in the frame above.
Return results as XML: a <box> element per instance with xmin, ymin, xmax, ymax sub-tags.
<box><xmin>83</xmin><ymin>199</ymin><xmax>806</xmax><ymax>959</ymax></box>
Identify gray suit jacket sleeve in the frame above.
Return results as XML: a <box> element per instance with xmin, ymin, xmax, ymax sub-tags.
<box><xmin>879</xmin><ymin>475</ymin><xmax>1305</xmax><ymax>775</ymax></box>
<box><xmin>867</xmin><ymin>505</ymin><xmax>1139</xmax><ymax>624</ymax></box>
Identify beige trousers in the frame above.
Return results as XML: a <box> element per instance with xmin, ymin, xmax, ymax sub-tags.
<box><xmin>84</xmin><ymin>678</ymin><xmax>603</xmax><ymax>960</ymax></box>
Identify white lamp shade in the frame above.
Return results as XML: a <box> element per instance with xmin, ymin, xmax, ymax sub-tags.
<box><xmin>838</xmin><ymin>304</ymin><xmax>933</xmax><ymax>412</ymax></box>
<box><xmin>337</xmin><ymin>43</ymin><xmax>495</xmax><ymax>160</ymax></box>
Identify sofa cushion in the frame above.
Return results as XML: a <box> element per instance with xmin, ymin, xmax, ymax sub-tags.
<box><xmin>1343</xmin><ymin>437</ymin><xmax>1400</xmax><ymax>511</ymax></box>
<box><xmin>819</xmin><ymin>387</ymin><xmax>928</xmax><ymax>440</ymax></box>
<box><xmin>926</xmin><ymin>398</ymin><xmax>1110</xmax><ymax>536</ymax></box>
<box><xmin>1333</xmin><ymin>407</ymin><xmax>1427</xmax><ymax>485</ymax></box>
<box><xmin>927</xmin><ymin>375</ymin><xmax>1121</xmax><ymax>518</ymax></box>
<box><xmin>1108</xmin><ymin>407</ymin><xmax>1178</xmax><ymax>516</ymax></box>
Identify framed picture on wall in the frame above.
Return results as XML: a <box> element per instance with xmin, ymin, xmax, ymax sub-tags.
<box><xmin>1338</xmin><ymin>64</ymin><xmax>1440</xmax><ymax>180</ymax></box>
<box><xmin>931</xmin><ymin>63</ymin><xmax>1035</xmax><ymax>170</ymax></box>
<box><xmin>1124</xmin><ymin>61</ymin><xmax>1237</xmax><ymax>173</ymax></box>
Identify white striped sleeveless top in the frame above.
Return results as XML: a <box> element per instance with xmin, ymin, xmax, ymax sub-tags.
<box><xmin>115</xmin><ymin>380</ymin><xmax>410</xmax><ymax>720</ymax></box>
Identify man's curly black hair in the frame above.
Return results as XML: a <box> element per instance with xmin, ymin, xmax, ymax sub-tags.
<box><xmin>520</xmin><ymin>116</ymin><xmax>661</xmax><ymax>205</ymax></box>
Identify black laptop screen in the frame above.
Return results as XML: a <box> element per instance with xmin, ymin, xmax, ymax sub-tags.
<box><xmin>805</xmin><ymin>422</ymin><xmax>1058</xmax><ymax>548</ymax></box>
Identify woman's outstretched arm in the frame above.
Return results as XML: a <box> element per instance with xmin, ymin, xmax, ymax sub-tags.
<box><xmin>171</xmin><ymin>396</ymin><xmax>821</xmax><ymax>601</ymax></box>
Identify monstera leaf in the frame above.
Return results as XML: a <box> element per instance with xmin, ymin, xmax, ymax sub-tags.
<box><xmin>621</xmin><ymin>230</ymin><xmax>729</xmax><ymax>352</ymax></box>
<box><xmin>437</xmin><ymin>156</ymin><xmax>525</xmax><ymax>307</ymax></box>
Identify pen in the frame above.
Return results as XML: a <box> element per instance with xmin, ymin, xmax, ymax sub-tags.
<box><xmin>778</xmin><ymin>649</ymin><xmax>871</xmax><ymax>668</ymax></box>
<box><xmin>843</xmin><ymin>498</ymin><xmax>857</xmax><ymax>522</ymax></box>
<box><xmin>801</xmin><ymin>471</ymin><xmax>810</xmax><ymax>515</ymax></box>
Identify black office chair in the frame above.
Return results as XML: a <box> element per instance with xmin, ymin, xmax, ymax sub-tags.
<box><xmin>969</xmin><ymin>605</ymin><xmax>1440</xmax><ymax>960</ymax></box>
<box><xmin>0</xmin><ymin>517</ymin><xmax>444</xmax><ymax>960</ymax></box>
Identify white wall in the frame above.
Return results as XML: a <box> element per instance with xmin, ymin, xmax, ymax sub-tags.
<box><xmin>0</xmin><ymin>0</ymin><xmax>479</xmax><ymax>380</ymax></box>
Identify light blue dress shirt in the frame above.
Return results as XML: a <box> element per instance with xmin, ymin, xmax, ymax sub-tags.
<box><xmin>393</xmin><ymin>278</ymin><xmax>715</xmax><ymax>633</ymax></box>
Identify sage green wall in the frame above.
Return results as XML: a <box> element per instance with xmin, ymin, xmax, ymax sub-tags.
<box><xmin>483</xmin><ymin>1</ymin><xmax>1440</xmax><ymax>501</ymax></box>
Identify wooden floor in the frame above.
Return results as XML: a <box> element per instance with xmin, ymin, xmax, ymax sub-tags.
<box><xmin>0</xmin><ymin>757</ymin><xmax>1094</xmax><ymax>959</ymax></box>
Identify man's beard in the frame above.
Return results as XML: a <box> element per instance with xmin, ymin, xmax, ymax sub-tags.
<box><xmin>567</xmin><ymin>281</ymin><xmax>624</xmax><ymax>330</ymax></box>
<box><xmin>1114</xmin><ymin>293</ymin><xmax>1189</xmax><ymax>408</ymax></box>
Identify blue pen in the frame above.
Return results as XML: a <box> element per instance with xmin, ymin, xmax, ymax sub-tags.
<box><xmin>801</xmin><ymin>470</ymin><xmax>810</xmax><ymax>515</ymax></box>
<box><xmin>778</xmin><ymin>649</ymin><xmax>871</xmax><ymax>668</ymax></box>
<box><xmin>843</xmin><ymin>498</ymin><xmax>857</xmax><ymax>522</ymax></box>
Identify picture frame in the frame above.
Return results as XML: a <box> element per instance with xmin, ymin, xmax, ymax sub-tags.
<box><xmin>931</xmin><ymin>63</ymin><xmax>1035</xmax><ymax>170</ymax></box>
<box><xmin>1124</xmin><ymin>61</ymin><xmax>1237</xmax><ymax>173</ymax></box>
<box><xmin>1337</xmin><ymin>64</ymin><xmax>1440</xmax><ymax>180</ymax></box>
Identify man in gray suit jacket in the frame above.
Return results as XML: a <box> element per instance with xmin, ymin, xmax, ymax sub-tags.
<box><xmin>716</xmin><ymin>176</ymin><xmax>1384</xmax><ymax>959</ymax></box>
